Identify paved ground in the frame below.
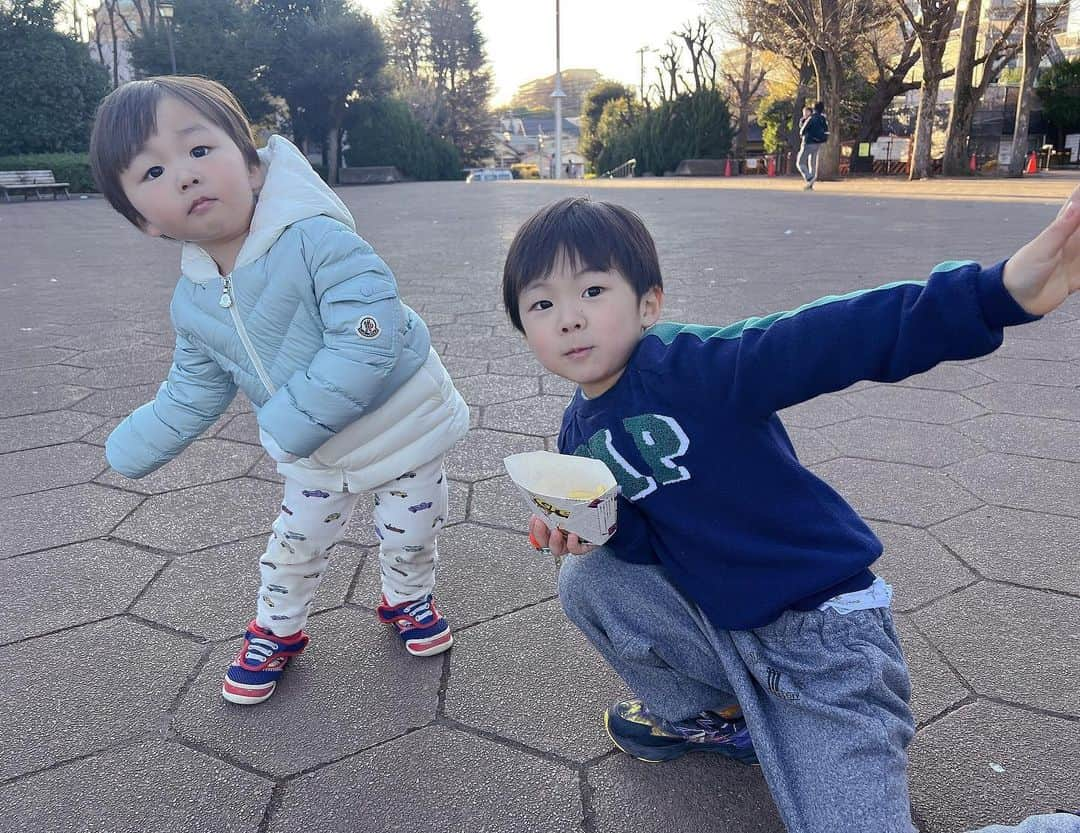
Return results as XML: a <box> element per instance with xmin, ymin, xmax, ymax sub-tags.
<box><xmin>1</xmin><ymin>175</ymin><xmax>1078</xmax><ymax>833</ymax></box>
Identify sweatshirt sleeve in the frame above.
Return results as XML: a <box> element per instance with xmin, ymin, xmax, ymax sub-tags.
<box><xmin>714</xmin><ymin>260</ymin><xmax>1038</xmax><ymax>419</ymax></box>
<box><xmin>256</xmin><ymin>223</ymin><xmax>413</xmax><ymax>458</ymax></box>
<box><xmin>105</xmin><ymin>330</ymin><xmax>237</xmax><ymax>478</ymax></box>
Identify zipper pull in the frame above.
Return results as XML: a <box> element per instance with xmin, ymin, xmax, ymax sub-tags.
<box><xmin>219</xmin><ymin>275</ymin><xmax>233</xmax><ymax>309</ymax></box>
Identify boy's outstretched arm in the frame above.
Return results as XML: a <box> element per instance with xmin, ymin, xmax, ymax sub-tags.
<box><xmin>1004</xmin><ymin>184</ymin><xmax>1080</xmax><ymax>315</ymax></box>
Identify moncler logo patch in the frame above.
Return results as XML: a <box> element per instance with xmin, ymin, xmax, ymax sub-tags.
<box><xmin>356</xmin><ymin>316</ymin><xmax>380</xmax><ymax>339</ymax></box>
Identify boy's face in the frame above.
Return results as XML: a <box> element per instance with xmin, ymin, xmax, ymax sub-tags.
<box><xmin>518</xmin><ymin>253</ymin><xmax>662</xmax><ymax>398</ymax></box>
<box><xmin>120</xmin><ymin>96</ymin><xmax>262</xmax><ymax>257</ymax></box>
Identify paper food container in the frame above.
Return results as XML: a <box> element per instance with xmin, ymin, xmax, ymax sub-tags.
<box><xmin>504</xmin><ymin>451</ymin><xmax>619</xmax><ymax>545</ymax></box>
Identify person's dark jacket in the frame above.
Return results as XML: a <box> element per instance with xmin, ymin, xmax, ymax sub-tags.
<box><xmin>801</xmin><ymin>112</ymin><xmax>829</xmax><ymax>144</ymax></box>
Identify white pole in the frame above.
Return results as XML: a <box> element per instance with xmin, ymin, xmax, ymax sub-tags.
<box><xmin>553</xmin><ymin>0</ymin><xmax>564</xmax><ymax>179</ymax></box>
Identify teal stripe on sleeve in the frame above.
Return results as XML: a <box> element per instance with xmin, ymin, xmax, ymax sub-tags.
<box><xmin>648</xmin><ymin>279</ymin><xmax>930</xmax><ymax>344</ymax></box>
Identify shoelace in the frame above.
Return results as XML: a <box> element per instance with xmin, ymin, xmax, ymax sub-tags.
<box><xmin>402</xmin><ymin>598</ymin><xmax>435</xmax><ymax>624</ymax></box>
<box><xmin>244</xmin><ymin>636</ymin><xmax>280</xmax><ymax>665</ymax></box>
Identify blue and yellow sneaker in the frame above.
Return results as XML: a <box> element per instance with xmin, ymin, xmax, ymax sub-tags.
<box><xmin>604</xmin><ymin>698</ymin><xmax>758</xmax><ymax>765</ymax></box>
<box><xmin>221</xmin><ymin>620</ymin><xmax>309</xmax><ymax>705</ymax></box>
<box><xmin>376</xmin><ymin>593</ymin><xmax>453</xmax><ymax>657</ymax></box>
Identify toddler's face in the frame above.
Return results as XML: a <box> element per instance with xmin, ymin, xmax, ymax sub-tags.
<box><xmin>518</xmin><ymin>253</ymin><xmax>662</xmax><ymax>398</ymax></box>
<box><xmin>120</xmin><ymin>96</ymin><xmax>262</xmax><ymax>257</ymax></box>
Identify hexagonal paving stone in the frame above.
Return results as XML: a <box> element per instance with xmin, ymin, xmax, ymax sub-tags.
<box><xmin>955</xmin><ymin>413</ymin><xmax>1080</xmax><ymax>464</ymax></box>
<box><xmin>964</xmin><ymin>382</ymin><xmax>1080</xmax><ymax>422</ymax></box>
<box><xmin>818</xmin><ymin>417</ymin><xmax>982</xmax><ymax>468</ymax></box>
<box><xmin>269</xmin><ymin>724</ymin><xmax>581</xmax><ymax>833</ymax></box>
<box><xmin>0</xmin><ymin>383</ymin><xmax>94</xmax><ymax>418</ymax></box>
<box><xmin>444</xmin><ymin>599</ymin><xmax>626</xmax><ymax>761</ymax></box>
<box><xmin>809</xmin><ymin>458</ymin><xmax>982</xmax><ymax>527</ymax></box>
<box><xmin>454</xmin><ymin>373</ymin><xmax>540</xmax><ymax>406</ymax></box>
<box><xmin>947</xmin><ymin>453</ymin><xmax>1080</xmax><ymax>518</ymax></box>
<box><xmin>895</xmin><ymin>363</ymin><xmax>991</xmax><ymax>392</ymax></box>
<box><xmin>439</xmin><ymin>354</ymin><xmax>488</xmax><ymax>379</ymax></box>
<box><xmin>541</xmin><ymin>373</ymin><xmax>578</xmax><ymax>397</ymax></box>
<box><xmin>76</xmin><ymin>360</ymin><xmax>173</xmax><ymax>388</ymax></box>
<box><xmin>0</xmin><ymin>410</ymin><xmax>103</xmax><ymax>455</ymax></box>
<box><xmin>1</xmin><ymin>540</ymin><xmax>165</xmax><ymax>644</ymax></box>
<box><xmin>974</xmin><ymin>356</ymin><xmax>1080</xmax><ymax>387</ymax></box>
<box><xmin>96</xmin><ymin>439</ymin><xmax>265</xmax><ymax>495</ymax></box>
<box><xmin>443</xmin><ymin>335</ymin><xmax>531</xmax><ymax>360</ymax></box>
<box><xmin>589</xmin><ymin>752</ymin><xmax>782</xmax><ymax>833</ymax></box>
<box><xmin>0</xmin><ymin>740</ymin><xmax>272</xmax><ymax>833</ymax></box>
<box><xmin>487</xmin><ymin>353</ymin><xmax>545</xmax><ymax>376</ymax></box>
<box><xmin>132</xmin><ymin>539</ymin><xmax>366</xmax><ymax>640</ymax></box>
<box><xmin>113</xmin><ymin>478</ymin><xmax>281</xmax><ymax>553</ymax></box>
<box><xmin>0</xmin><ymin>619</ymin><xmax>203</xmax><ymax>780</ymax></box>
<box><xmin>444</xmin><ymin>429</ymin><xmax>544</xmax><ymax>482</ymax></box>
<box><xmin>0</xmin><ymin>442</ymin><xmax>106</xmax><ymax>498</ymax></box>
<box><xmin>909</xmin><ymin>702</ymin><xmax>1080</xmax><ymax>833</ymax></box>
<box><xmin>0</xmin><ymin>346</ymin><xmax>79</xmax><ymax>371</ymax></box>
<box><xmin>913</xmin><ymin>582</ymin><xmax>1080</xmax><ymax>714</ymax></box>
<box><xmin>778</xmin><ymin>394</ymin><xmax>859</xmax><ymax>429</ymax></box>
<box><xmin>0</xmin><ymin>483</ymin><xmax>143</xmax><ymax>558</ymax></box>
<box><xmin>350</xmin><ymin>521</ymin><xmax>554</xmax><ymax>622</ymax></box>
<box><xmin>64</xmin><ymin>344</ymin><xmax>173</xmax><ymax>369</ymax></box>
<box><xmin>216</xmin><ymin>412</ymin><xmax>259</xmax><ymax>444</ymax></box>
<box><xmin>782</xmin><ymin>426</ymin><xmax>839</xmax><ymax>466</ymax></box>
<box><xmin>842</xmin><ymin>386</ymin><xmax>985</xmax><ymax>424</ymax></box>
<box><xmin>869</xmin><ymin>521</ymin><xmax>976</xmax><ymax>612</ymax></box>
<box><xmin>931</xmin><ymin>506</ymin><xmax>1080</xmax><ymax>595</ymax></box>
<box><xmin>482</xmin><ymin>395</ymin><xmax>569</xmax><ymax>437</ymax></box>
<box><xmin>468</xmin><ymin>474</ymin><xmax>531</xmax><ymax>530</ymax></box>
<box><xmin>0</xmin><ymin>364</ymin><xmax>88</xmax><ymax>391</ymax></box>
<box><xmin>894</xmin><ymin>615</ymin><xmax>968</xmax><ymax>726</ymax></box>
<box><xmin>173</xmin><ymin>608</ymin><xmax>442</xmax><ymax>777</ymax></box>
<box><xmin>72</xmin><ymin>382</ymin><xmax>163</xmax><ymax>418</ymax></box>
<box><xmin>995</xmin><ymin>332</ymin><xmax>1080</xmax><ymax>360</ymax></box>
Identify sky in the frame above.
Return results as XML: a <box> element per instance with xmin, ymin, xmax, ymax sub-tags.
<box><xmin>362</xmin><ymin>0</ymin><xmax>714</xmax><ymax>105</ymax></box>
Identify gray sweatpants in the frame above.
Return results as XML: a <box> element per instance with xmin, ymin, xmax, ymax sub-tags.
<box><xmin>558</xmin><ymin>548</ymin><xmax>1080</xmax><ymax>833</ymax></box>
<box><xmin>797</xmin><ymin>141</ymin><xmax>822</xmax><ymax>182</ymax></box>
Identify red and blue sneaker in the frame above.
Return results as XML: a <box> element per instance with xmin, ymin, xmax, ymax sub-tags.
<box><xmin>376</xmin><ymin>593</ymin><xmax>453</xmax><ymax>657</ymax></box>
<box><xmin>604</xmin><ymin>698</ymin><xmax>758</xmax><ymax>765</ymax></box>
<box><xmin>221</xmin><ymin>620</ymin><xmax>309</xmax><ymax>705</ymax></box>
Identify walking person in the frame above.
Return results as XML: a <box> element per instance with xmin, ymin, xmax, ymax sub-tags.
<box><xmin>797</xmin><ymin>101</ymin><xmax>829</xmax><ymax>190</ymax></box>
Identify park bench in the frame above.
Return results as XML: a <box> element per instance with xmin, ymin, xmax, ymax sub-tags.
<box><xmin>0</xmin><ymin>170</ymin><xmax>71</xmax><ymax>202</ymax></box>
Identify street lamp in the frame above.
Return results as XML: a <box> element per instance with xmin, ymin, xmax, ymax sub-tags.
<box><xmin>552</xmin><ymin>0</ymin><xmax>564</xmax><ymax>180</ymax></box>
<box><xmin>158</xmin><ymin>0</ymin><xmax>177</xmax><ymax>75</ymax></box>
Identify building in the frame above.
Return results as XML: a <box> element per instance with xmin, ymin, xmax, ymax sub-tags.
<box><xmin>508</xmin><ymin>69</ymin><xmax>601</xmax><ymax>116</ymax></box>
<box><xmin>489</xmin><ymin>113</ymin><xmax>584</xmax><ymax>177</ymax></box>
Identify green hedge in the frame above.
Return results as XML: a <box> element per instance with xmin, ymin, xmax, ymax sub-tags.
<box><xmin>0</xmin><ymin>152</ymin><xmax>95</xmax><ymax>192</ymax></box>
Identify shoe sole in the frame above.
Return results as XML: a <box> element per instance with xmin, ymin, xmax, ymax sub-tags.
<box><xmin>603</xmin><ymin>710</ymin><xmax>759</xmax><ymax>766</ymax></box>
<box><xmin>405</xmin><ymin>630</ymin><xmax>453</xmax><ymax>657</ymax></box>
<box><xmin>222</xmin><ymin>679</ymin><xmax>276</xmax><ymax>705</ymax></box>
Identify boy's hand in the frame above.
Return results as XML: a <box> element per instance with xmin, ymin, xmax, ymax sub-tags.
<box><xmin>1004</xmin><ymin>185</ymin><xmax>1080</xmax><ymax>316</ymax></box>
<box><xmin>529</xmin><ymin>515</ymin><xmax>596</xmax><ymax>557</ymax></box>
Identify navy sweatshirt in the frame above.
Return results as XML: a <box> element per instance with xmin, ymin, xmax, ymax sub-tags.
<box><xmin>558</xmin><ymin>261</ymin><xmax>1037</xmax><ymax>630</ymax></box>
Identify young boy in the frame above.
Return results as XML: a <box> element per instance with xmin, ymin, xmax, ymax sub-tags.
<box><xmin>503</xmin><ymin>196</ymin><xmax>1080</xmax><ymax>833</ymax></box>
<box><xmin>89</xmin><ymin>77</ymin><xmax>469</xmax><ymax>705</ymax></box>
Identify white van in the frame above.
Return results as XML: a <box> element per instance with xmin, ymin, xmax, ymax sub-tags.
<box><xmin>466</xmin><ymin>168</ymin><xmax>513</xmax><ymax>182</ymax></box>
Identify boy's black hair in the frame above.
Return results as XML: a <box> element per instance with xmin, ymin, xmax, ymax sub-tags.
<box><xmin>89</xmin><ymin>76</ymin><xmax>260</xmax><ymax>229</ymax></box>
<box><xmin>502</xmin><ymin>196</ymin><xmax>663</xmax><ymax>332</ymax></box>
<box><xmin>813</xmin><ymin>100</ymin><xmax>825</xmax><ymax>113</ymax></box>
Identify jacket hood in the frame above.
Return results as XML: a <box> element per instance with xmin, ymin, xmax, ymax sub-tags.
<box><xmin>180</xmin><ymin>134</ymin><xmax>355</xmax><ymax>284</ymax></box>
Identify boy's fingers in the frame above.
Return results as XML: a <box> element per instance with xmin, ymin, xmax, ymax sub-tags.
<box><xmin>1038</xmin><ymin>190</ymin><xmax>1080</xmax><ymax>253</ymax></box>
<box><xmin>549</xmin><ymin>528</ymin><xmax>567</xmax><ymax>557</ymax></box>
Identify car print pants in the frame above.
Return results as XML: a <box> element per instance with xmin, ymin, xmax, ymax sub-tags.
<box><xmin>256</xmin><ymin>454</ymin><xmax>449</xmax><ymax>635</ymax></box>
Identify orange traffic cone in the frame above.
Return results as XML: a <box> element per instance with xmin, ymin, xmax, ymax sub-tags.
<box><xmin>969</xmin><ymin>153</ymin><xmax>977</xmax><ymax>173</ymax></box>
<box><xmin>767</xmin><ymin>155</ymin><xmax>776</xmax><ymax>177</ymax></box>
<box><xmin>1026</xmin><ymin>151</ymin><xmax>1037</xmax><ymax>174</ymax></box>
<box><xmin>724</xmin><ymin>158</ymin><xmax>732</xmax><ymax>177</ymax></box>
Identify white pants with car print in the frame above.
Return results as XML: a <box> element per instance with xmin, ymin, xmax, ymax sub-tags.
<box><xmin>256</xmin><ymin>454</ymin><xmax>449</xmax><ymax>635</ymax></box>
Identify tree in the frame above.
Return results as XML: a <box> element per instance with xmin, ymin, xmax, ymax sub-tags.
<box><xmin>253</xmin><ymin>0</ymin><xmax>386</xmax><ymax>184</ymax></box>
<box><xmin>756</xmin><ymin>93</ymin><xmax>794</xmax><ymax>154</ymax></box>
<box><xmin>127</xmin><ymin>0</ymin><xmax>274</xmax><ymax>124</ymax></box>
<box><xmin>1037</xmin><ymin>59</ymin><xmax>1080</xmax><ymax>136</ymax></box>
<box><xmin>1007</xmin><ymin>0</ymin><xmax>1068</xmax><ymax>175</ymax></box>
<box><xmin>708</xmin><ymin>0</ymin><xmax>770</xmax><ymax>159</ymax></box>
<box><xmin>384</xmin><ymin>0</ymin><xmax>493</xmax><ymax>165</ymax></box>
<box><xmin>855</xmin><ymin>14</ymin><xmax>921</xmax><ymax>141</ymax></box>
<box><xmin>343</xmin><ymin>98</ymin><xmax>459</xmax><ymax>179</ymax></box>
<box><xmin>579</xmin><ymin>81</ymin><xmax>634</xmax><ymax>168</ymax></box>
<box><xmin>748</xmin><ymin>0</ymin><xmax>891</xmax><ymax>179</ymax></box>
<box><xmin>0</xmin><ymin>0</ymin><xmax>110</xmax><ymax>155</ymax></box>
<box><xmin>940</xmin><ymin>0</ymin><xmax>1023</xmax><ymax>174</ymax></box>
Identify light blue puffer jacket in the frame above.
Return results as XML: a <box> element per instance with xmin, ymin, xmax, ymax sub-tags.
<box><xmin>106</xmin><ymin>136</ymin><xmax>469</xmax><ymax>489</ymax></box>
